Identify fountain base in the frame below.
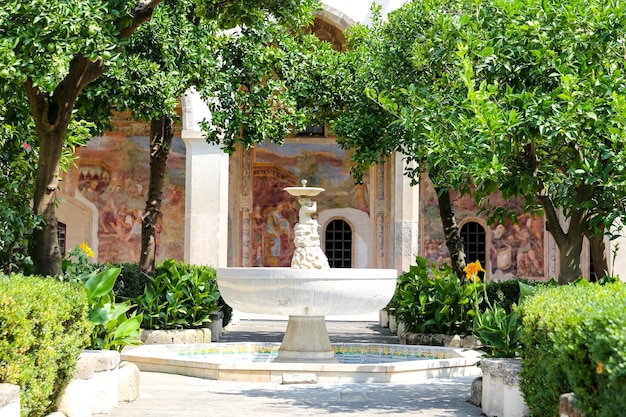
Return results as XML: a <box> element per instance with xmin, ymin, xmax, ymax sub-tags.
<box><xmin>121</xmin><ymin>342</ymin><xmax>483</xmax><ymax>383</ymax></box>
<box><xmin>276</xmin><ymin>316</ymin><xmax>335</xmax><ymax>362</ymax></box>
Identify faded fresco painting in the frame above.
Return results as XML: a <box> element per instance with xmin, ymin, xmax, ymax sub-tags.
<box><xmin>75</xmin><ymin>135</ymin><xmax>185</xmax><ymax>263</ymax></box>
<box><xmin>250</xmin><ymin>141</ymin><xmax>369</xmax><ymax>267</ymax></box>
<box><xmin>420</xmin><ymin>174</ymin><xmax>545</xmax><ymax>280</ymax></box>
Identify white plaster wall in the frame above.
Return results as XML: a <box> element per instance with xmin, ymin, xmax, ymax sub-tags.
<box><xmin>322</xmin><ymin>0</ymin><xmax>405</xmax><ymax>25</ymax></box>
<box><xmin>57</xmin><ymin>193</ymin><xmax>99</xmax><ymax>260</ymax></box>
<box><xmin>608</xmin><ymin>221</ymin><xmax>626</xmax><ymax>281</ymax></box>
<box><xmin>182</xmin><ymin>135</ymin><xmax>229</xmax><ymax>268</ymax></box>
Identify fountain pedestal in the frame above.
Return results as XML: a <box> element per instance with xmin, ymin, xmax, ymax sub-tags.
<box><xmin>277</xmin><ymin>316</ymin><xmax>334</xmax><ymax>361</ymax></box>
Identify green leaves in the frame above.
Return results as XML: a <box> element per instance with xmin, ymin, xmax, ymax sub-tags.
<box><xmin>199</xmin><ymin>14</ymin><xmax>338</xmax><ymax>152</ymax></box>
<box><xmin>135</xmin><ymin>261</ymin><xmax>220</xmax><ymax>330</ymax></box>
<box><xmin>473</xmin><ymin>302</ymin><xmax>523</xmax><ymax>358</ymax></box>
<box><xmin>393</xmin><ymin>256</ymin><xmax>482</xmax><ymax>336</ymax></box>
<box><xmin>520</xmin><ymin>281</ymin><xmax>626</xmax><ymax>416</ymax></box>
<box><xmin>79</xmin><ymin>267</ymin><xmax>142</xmax><ymax>352</ymax></box>
<box><xmin>84</xmin><ymin>267</ymin><xmax>120</xmax><ymax>299</ymax></box>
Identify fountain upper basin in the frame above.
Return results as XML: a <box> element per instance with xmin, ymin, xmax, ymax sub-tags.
<box><xmin>217</xmin><ymin>267</ymin><xmax>398</xmax><ymax>316</ymax></box>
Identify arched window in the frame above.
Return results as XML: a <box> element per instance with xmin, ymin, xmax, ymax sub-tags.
<box><xmin>461</xmin><ymin>221</ymin><xmax>487</xmax><ymax>271</ymax></box>
<box><xmin>325</xmin><ymin>219</ymin><xmax>352</xmax><ymax>268</ymax></box>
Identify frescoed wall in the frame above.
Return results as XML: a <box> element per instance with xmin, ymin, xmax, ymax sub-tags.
<box><xmin>72</xmin><ymin>135</ymin><xmax>186</xmax><ymax>263</ymax></box>
<box><xmin>249</xmin><ymin>141</ymin><xmax>370</xmax><ymax>267</ymax></box>
<box><xmin>420</xmin><ymin>174</ymin><xmax>546</xmax><ymax>280</ymax></box>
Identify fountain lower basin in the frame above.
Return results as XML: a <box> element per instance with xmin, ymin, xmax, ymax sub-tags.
<box><xmin>217</xmin><ymin>267</ymin><xmax>398</xmax><ymax>360</ymax></box>
<box><xmin>121</xmin><ymin>342</ymin><xmax>482</xmax><ymax>383</ymax></box>
<box><xmin>217</xmin><ymin>267</ymin><xmax>398</xmax><ymax>316</ymax></box>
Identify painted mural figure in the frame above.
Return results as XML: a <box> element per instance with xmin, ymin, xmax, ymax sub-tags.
<box><xmin>267</xmin><ymin>202</ymin><xmax>290</xmax><ymax>261</ymax></box>
<box><xmin>513</xmin><ymin>221</ymin><xmax>542</xmax><ymax>276</ymax></box>
<box><xmin>250</xmin><ymin>205</ymin><xmax>265</xmax><ymax>266</ymax></box>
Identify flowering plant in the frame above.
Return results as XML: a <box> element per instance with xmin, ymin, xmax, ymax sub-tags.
<box><xmin>466</xmin><ymin>260</ymin><xmax>524</xmax><ymax>358</ymax></box>
<box><xmin>60</xmin><ymin>242</ymin><xmax>142</xmax><ymax>351</ymax></box>
<box><xmin>61</xmin><ymin>242</ymin><xmax>97</xmax><ymax>279</ymax></box>
<box><xmin>464</xmin><ymin>260</ymin><xmax>485</xmax><ymax>283</ymax></box>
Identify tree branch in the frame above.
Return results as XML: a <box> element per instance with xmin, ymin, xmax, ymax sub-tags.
<box><xmin>119</xmin><ymin>0</ymin><xmax>167</xmax><ymax>39</ymax></box>
<box><xmin>538</xmin><ymin>194</ymin><xmax>566</xmax><ymax>247</ymax></box>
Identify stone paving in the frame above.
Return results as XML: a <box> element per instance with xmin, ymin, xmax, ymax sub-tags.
<box><xmin>97</xmin><ymin>320</ymin><xmax>484</xmax><ymax>417</ymax></box>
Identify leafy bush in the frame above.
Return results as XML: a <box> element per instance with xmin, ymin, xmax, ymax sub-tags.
<box><xmin>473</xmin><ymin>301</ymin><xmax>523</xmax><ymax>358</ymax></box>
<box><xmin>394</xmin><ymin>256</ymin><xmax>481</xmax><ymax>335</ymax></box>
<box><xmin>135</xmin><ymin>260</ymin><xmax>221</xmax><ymax>330</ymax></box>
<box><xmin>520</xmin><ymin>281</ymin><xmax>626</xmax><ymax>417</ymax></box>
<box><xmin>482</xmin><ymin>278</ymin><xmax>549</xmax><ymax>314</ymax></box>
<box><xmin>61</xmin><ymin>244</ymin><xmax>142</xmax><ymax>352</ymax></box>
<box><xmin>0</xmin><ymin>273</ymin><xmax>92</xmax><ymax>417</ymax></box>
<box><xmin>473</xmin><ymin>279</ymin><xmax>555</xmax><ymax>357</ymax></box>
<box><xmin>82</xmin><ymin>268</ymin><xmax>143</xmax><ymax>351</ymax></box>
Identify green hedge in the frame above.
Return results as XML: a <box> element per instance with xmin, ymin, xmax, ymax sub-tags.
<box><xmin>0</xmin><ymin>274</ymin><xmax>92</xmax><ymax>417</ymax></box>
<box><xmin>114</xmin><ymin>263</ymin><xmax>147</xmax><ymax>300</ymax></box>
<box><xmin>520</xmin><ymin>282</ymin><xmax>626</xmax><ymax>417</ymax></box>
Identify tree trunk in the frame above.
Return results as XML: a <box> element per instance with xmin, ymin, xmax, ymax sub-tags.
<box><xmin>23</xmin><ymin>2</ymin><xmax>163</xmax><ymax>275</ymax></box>
<box><xmin>539</xmin><ymin>185</ymin><xmax>590</xmax><ymax>284</ymax></box>
<box><xmin>556</xmin><ymin>238</ymin><xmax>584</xmax><ymax>285</ymax></box>
<box><xmin>32</xmin><ymin>130</ymin><xmax>65</xmax><ymax>276</ymax></box>
<box><xmin>139</xmin><ymin>116</ymin><xmax>174</xmax><ymax>277</ymax></box>
<box><xmin>433</xmin><ymin>182</ymin><xmax>466</xmax><ymax>278</ymax></box>
<box><xmin>586</xmin><ymin>227</ymin><xmax>608</xmax><ymax>281</ymax></box>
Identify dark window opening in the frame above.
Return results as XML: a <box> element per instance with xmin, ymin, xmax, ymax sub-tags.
<box><xmin>297</xmin><ymin>125</ymin><xmax>325</xmax><ymax>137</ymax></box>
<box><xmin>58</xmin><ymin>222</ymin><xmax>67</xmax><ymax>257</ymax></box>
<box><xmin>461</xmin><ymin>221</ymin><xmax>487</xmax><ymax>275</ymax></box>
<box><xmin>325</xmin><ymin>219</ymin><xmax>352</xmax><ymax>268</ymax></box>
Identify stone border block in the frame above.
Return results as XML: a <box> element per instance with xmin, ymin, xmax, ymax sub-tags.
<box><xmin>140</xmin><ymin>328</ymin><xmax>212</xmax><ymax>344</ymax></box>
<box><xmin>74</xmin><ymin>350</ymin><xmax>121</xmax><ymax>379</ymax></box>
<box><xmin>0</xmin><ymin>384</ymin><xmax>20</xmax><ymax>417</ymax></box>
<box><xmin>480</xmin><ymin>358</ymin><xmax>529</xmax><ymax>417</ymax></box>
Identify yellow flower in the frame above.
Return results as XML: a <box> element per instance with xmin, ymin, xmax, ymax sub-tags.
<box><xmin>79</xmin><ymin>242</ymin><xmax>95</xmax><ymax>258</ymax></box>
<box><xmin>464</xmin><ymin>260</ymin><xmax>485</xmax><ymax>282</ymax></box>
<box><xmin>596</xmin><ymin>361</ymin><xmax>605</xmax><ymax>374</ymax></box>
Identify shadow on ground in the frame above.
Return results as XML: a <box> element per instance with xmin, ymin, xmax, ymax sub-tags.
<box><xmin>219</xmin><ymin>320</ymin><xmax>399</xmax><ymax>345</ymax></box>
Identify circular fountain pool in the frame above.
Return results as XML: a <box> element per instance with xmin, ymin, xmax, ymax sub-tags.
<box><xmin>121</xmin><ymin>342</ymin><xmax>482</xmax><ymax>383</ymax></box>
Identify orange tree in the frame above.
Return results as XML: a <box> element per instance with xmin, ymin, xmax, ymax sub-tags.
<box><xmin>338</xmin><ymin>0</ymin><xmax>626</xmax><ymax>283</ymax></box>
<box><xmin>0</xmin><ymin>0</ymin><xmax>320</xmax><ymax>275</ymax></box>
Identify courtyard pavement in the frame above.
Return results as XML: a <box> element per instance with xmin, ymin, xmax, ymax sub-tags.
<box><xmin>97</xmin><ymin>320</ymin><xmax>484</xmax><ymax>417</ymax></box>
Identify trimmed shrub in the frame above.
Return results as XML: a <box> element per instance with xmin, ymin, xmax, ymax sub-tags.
<box><xmin>0</xmin><ymin>273</ymin><xmax>92</xmax><ymax>417</ymax></box>
<box><xmin>520</xmin><ymin>282</ymin><xmax>626</xmax><ymax>417</ymax></box>
<box><xmin>115</xmin><ymin>263</ymin><xmax>147</xmax><ymax>300</ymax></box>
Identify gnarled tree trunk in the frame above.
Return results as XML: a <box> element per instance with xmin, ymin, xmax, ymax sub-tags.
<box><xmin>433</xmin><ymin>178</ymin><xmax>466</xmax><ymax>278</ymax></box>
<box><xmin>586</xmin><ymin>226</ymin><xmax>608</xmax><ymax>281</ymax></box>
<box><xmin>26</xmin><ymin>58</ymin><xmax>104</xmax><ymax>276</ymax></box>
<box><xmin>539</xmin><ymin>184</ymin><xmax>591</xmax><ymax>284</ymax></box>
<box><xmin>139</xmin><ymin>116</ymin><xmax>174</xmax><ymax>277</ymax></box>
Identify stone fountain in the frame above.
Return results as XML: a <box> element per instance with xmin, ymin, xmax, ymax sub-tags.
<box><xmin>122</xmin><ymin>181</ymin><xmax>481</xmax><ymax>380</ymax></box>
<box><xmin>216</xmin><ymin>180</ymin><xmax>398</xmax><ymax>361</ymax></box>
